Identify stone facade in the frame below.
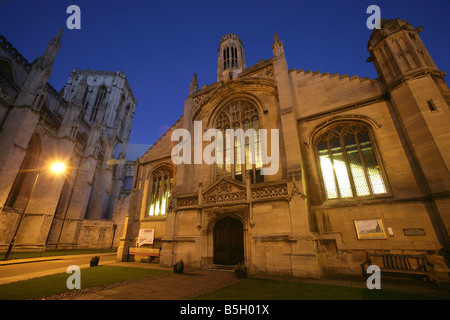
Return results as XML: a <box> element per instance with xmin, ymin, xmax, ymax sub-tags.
<box><xmin>0</xmin><ymin>30</ymin><xmax>137</xmax><ymax>253</ymax></box>
<box><xmin>119</xmin><ymin>18</ymin><xmax>450</xmax><ymax>281</ymax></box>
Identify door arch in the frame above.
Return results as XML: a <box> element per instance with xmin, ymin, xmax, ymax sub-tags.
<box><xmin>213</xmin><ymin>216</ymin><xmax>244</xmax><ymax>265</ymax></box>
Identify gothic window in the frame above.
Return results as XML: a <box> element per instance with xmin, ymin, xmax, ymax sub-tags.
<box><xmin>70</xmin><ymin>120</ymin><xmax>78</xmax><ymax>138</ymax></box>
<box><xmin>5</xmin><ymin>135</ymin><xmax>41</xmax><ymax>210</ymax></box>
<box><xmin>101</xmin><ymin>193</ymin><xmax>112</xmax><ymax>220</ymax></box>
<box><xmin>383</xmin><ymin>43</ymin><xmax>401</xmax><ymax>76</ymax></box>
<box><xmin>378</xmin><ymin>47</ymin><xmax>394</xmax><ymax>79</ymax></box>
<box><xmin>90</xmin><ymin>86</ymin><xmax>107</xmax><ymax>122</ymax></box>
<box><xmin>98</xmin><ymin>229</ymin><xmax>107</xmax><ymax>242</ymax></box>
<box><xmin>223</xmin><ymin>47</ymin><xmax>238</xmax><ymax>70</ymax></box>
<box><xmin>223</xmin><ymin>47</ymin><xmax>230</xmax><ymax>70</ymax></box>
<box><xmin>83</xmin><ymin>227</ymin><xmax>92</xmax><ymax>242</ymax></box>
<box><xmin>231</xmin><ymin>46</ymin><xmax>238</xmax><ymax>68</ymax></box>
<box><xmin>53</xmin><ymin>157</ymin><xmax>74</xmax><ymax>220</ymax></box>
<box><xmin>82</xmin><ymin>86</ymin><xmax>89</xmax><ymax>109</ymax></box>
<box><xmin>83</xmin><ymin>184</ymin><xmax>95</xmax><ymax>219</ymax></box>
<box><xmin>215</xmin><ymin>100</ymin><xmax>263</xmax><ymax>184</ymax></box>
<box><xmin>147</xmin><ymin>166</ymin><xmax>174</xmax><ymax>217</ymax></box>
<box><xmin>315</xmin><ymin>123</ymin><xmax>387</xmax><ymax>200</ymax></box>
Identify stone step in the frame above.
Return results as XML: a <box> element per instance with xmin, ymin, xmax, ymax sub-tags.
<box><xmin>208</xmin><ymin>265</ymin><xmax>236</xmax><ymax>272</ymax></box>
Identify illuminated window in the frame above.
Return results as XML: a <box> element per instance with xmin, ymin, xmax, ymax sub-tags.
<box><xmin>147</xmin><ymin>166</ymin><xmax>173</xmax><ymax>217</ymax></box>
<box><xmin>215</xmin><ymin>100</ymin><xmax>263</xmax><ymax>184</ymax></box>
<box><xmin>316</xmin><ymin>123</ymin><xmax>387</xmax><ymax>200</ymax></box>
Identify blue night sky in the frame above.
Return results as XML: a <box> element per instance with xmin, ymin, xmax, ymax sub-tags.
<box><xmin>0</xmin><ymin>0</ymin><xmax>449</xmax><ymax>147</ymax></box>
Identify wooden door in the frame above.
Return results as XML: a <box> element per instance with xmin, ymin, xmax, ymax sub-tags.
<box><xmin>213</xmin><ymin>217</ymin><xmax>244</xmax><ymax>265</ymax></box>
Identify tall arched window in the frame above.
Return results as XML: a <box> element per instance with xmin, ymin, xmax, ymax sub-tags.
<box><xmin>215</xmin><ymin>100</ymin><xmax>263</xmax><ymax>184</ymax></box>
<box><xmin>315</xmin><ymin>122</ymin><xmax>387</xmax><ymax>200</ymax></box>
<box><xmin>90</xmin><ymin>86</ymin><xmax>107</xmax><ymax>122</ymax></box>
<box><xmin>223</xmin><ymin>47</ymin><xmax>238</xmax><ymax>70</ymax></box>
<box><xmin>82</xmin><ymin>86</ymin><xmax>90</xmax><ymax>109</ymax></box>
<box><xmin>147</xmin><ymin>166</ymin><xmax>174</xmax><ymax>217</ymax></box>
<box><xmin>223</xmin><ymin>47</ymin><xmax>230</xmax><ymax>70</ymax></box>
<box><xmin>5</xmin><ymin>135</ymin><xmax>41</xmax><ymax>210</ymax></box>
<box><xmin>231</xmin><ymin>46</ymin><xmax>238</xmax><ymax>68</ymax></box>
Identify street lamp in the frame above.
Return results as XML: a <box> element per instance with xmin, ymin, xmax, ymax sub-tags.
<box><xmin>50</xmin><ymin>162</ymin><xmax>65</xmax><ymax>174</ymax></box>
<box><xmin>3</xmin><ymin>162</ymin><xmax>66</xmax><ymax>261</ymax></box>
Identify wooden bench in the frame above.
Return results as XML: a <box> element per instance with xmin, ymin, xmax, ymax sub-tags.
<box><xmin>127</xmin><ymin>247</ymin><xmax>161</xmax><ymax>263</ymax></box>
<box><xmin>361</xmin><ymin>252</ymin><xmax>439</xmax><ymax>285</ymax></box>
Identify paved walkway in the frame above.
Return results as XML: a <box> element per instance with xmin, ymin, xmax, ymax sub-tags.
<box><xmin>63</xmin><ymin>267</ymin><xmax>238</xmax><ymax>300</ymax></box>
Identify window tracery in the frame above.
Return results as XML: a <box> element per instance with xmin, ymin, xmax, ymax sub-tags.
<box><xmin>215</xmin><ymin>100</ymin><xmax>263</xmax><ymax>184</ymax></box>
<box><xmin>147</xmin><ymin>166</ymin><xmax>174</xmax><ymax>217</ymax></box>
<box><xmin>315</xmin><ymin>122</ymin><xmax>387</xmax><ymax>200</ymax></box>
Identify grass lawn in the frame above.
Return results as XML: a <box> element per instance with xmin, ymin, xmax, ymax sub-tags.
<box><xmin>195</xmin><ymin>278</ymin><xmax>448</xmax><ymax>300</ymax></box>
<box><xmin>0</xmin><ymin>265</ymin><xmax>170</xmax><ymax>300</ymax></box>
<box><xmin>0</xmin><ymin>249</ymin><xmax>116</xmax><ymax>260</ymax></box>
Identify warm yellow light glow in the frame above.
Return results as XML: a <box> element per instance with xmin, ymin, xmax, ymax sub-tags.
<box><xmin>50</xmin><ymin>162</ymin><xmax>65</xmax><ymax>174</ymax></box>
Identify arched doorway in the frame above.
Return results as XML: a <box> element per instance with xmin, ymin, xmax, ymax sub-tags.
<box><xmin>213</xmin><ymin>216</ymin><xmax>244</xmax><ymax>266</ymax></box>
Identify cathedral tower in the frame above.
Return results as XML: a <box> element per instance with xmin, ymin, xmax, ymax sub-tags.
<box><xmin>217</xmin><ymin>33</ymin><xmax>246</xmax><ymax>81</ymax></box>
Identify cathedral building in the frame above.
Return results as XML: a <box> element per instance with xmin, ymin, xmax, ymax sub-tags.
<box><xmin>0</xmin><ymin>29</ymin><xmax>137</xmax><ymax>253</ymax></box>
<box><xmin>118</xmin><ymin>18</ymin><xmax>450</xmax><ymax>281</ymax></box>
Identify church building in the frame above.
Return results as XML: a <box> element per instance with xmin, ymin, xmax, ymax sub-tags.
<box><xmin>0</xmin><ymin>30</ymin><xmax>137</xmax><ymax>253</ymax></box>
<box><xmin>118</xmin><ymin>18</ymin><xmax>450</xmax><ymax>281</ymax></box>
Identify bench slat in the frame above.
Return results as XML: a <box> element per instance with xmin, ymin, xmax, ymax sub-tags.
<box><xmin>361</xmin><ymin>252</ymin><xmax>438</xmax><ymax>285</ymax></box>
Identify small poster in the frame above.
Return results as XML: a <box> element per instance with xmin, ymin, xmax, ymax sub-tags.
<box><xmin>138</xmin><ymin>229</ymin><xmax>154</xmax><ymax>246</ymax></box>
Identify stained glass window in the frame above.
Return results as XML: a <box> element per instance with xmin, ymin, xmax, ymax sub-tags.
<box><xmin>316</xmin><ymin>123</ymin><xmax>387</xmax><ymax>200</ymax></box>
<box><xmin>215</xmin><ymin>100</ymin><xmax>263</xmax><ymax>184</ymax></box>
<box><xmin>147</xmin><ymin>166</ymin><xmax>173</xmax><ymax>217</ymax></box>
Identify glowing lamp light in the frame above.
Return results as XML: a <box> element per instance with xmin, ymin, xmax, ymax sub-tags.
<box><xmin>50</xmin><ymin>162</ymin><xmax>65</xmax><ymax>174</ymax></box>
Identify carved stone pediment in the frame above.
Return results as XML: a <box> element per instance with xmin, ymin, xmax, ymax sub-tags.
<box><xmin>175</xmin><ymin>177</ymin><xmax>304</xmax><ymax>210</ymax></box>
<box><xmin>244</xmin><ymin>65</ymin><xmax>274</xmax><ymax>79</ymax></box>
<box><xmin>202</xmin><ymin>177</ymin><xmax>247</xmax><ymax>205</ymax></box>
<box><xmin>192</xmin><ymin>91</ymin><xmax>210</xmax><ymax>106</ymax></box>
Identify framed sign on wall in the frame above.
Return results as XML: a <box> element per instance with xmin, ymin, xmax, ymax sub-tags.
<box><xmin>138</xmin><ymin>229</ymin><xmax>155</xmax><ymax>246</ymax></box>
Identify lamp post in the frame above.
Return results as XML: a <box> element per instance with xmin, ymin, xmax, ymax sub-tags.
<box><xmin>3</xmin><ymin>162</ymin><xmax>65</xmax><ymax>261</ymax></box>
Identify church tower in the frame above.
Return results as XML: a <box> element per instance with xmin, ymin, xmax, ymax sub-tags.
<box><xmin>368</xmin><ymin>18</ymin><xmax>450</xmax><ymax>250</ymax></box>
<box><xmin>217</xmin><ymin>33</ymin><xmax>246</xmax><ymax>81</ymax></box>
<box><xmin>367</xmin><ymin>19</ymin><xmax>444</xmax><ymax>89</ymax></box>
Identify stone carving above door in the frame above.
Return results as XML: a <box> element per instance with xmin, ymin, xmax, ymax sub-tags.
<box><xmin>175</xmin><ymin>177</ymin><xmax>306</xmax><ymax>210</ymax></box>
<box><xmin>202</xmin><ymin>178</ymin><xmax>247</xmax><ymax>205</ymax></box>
